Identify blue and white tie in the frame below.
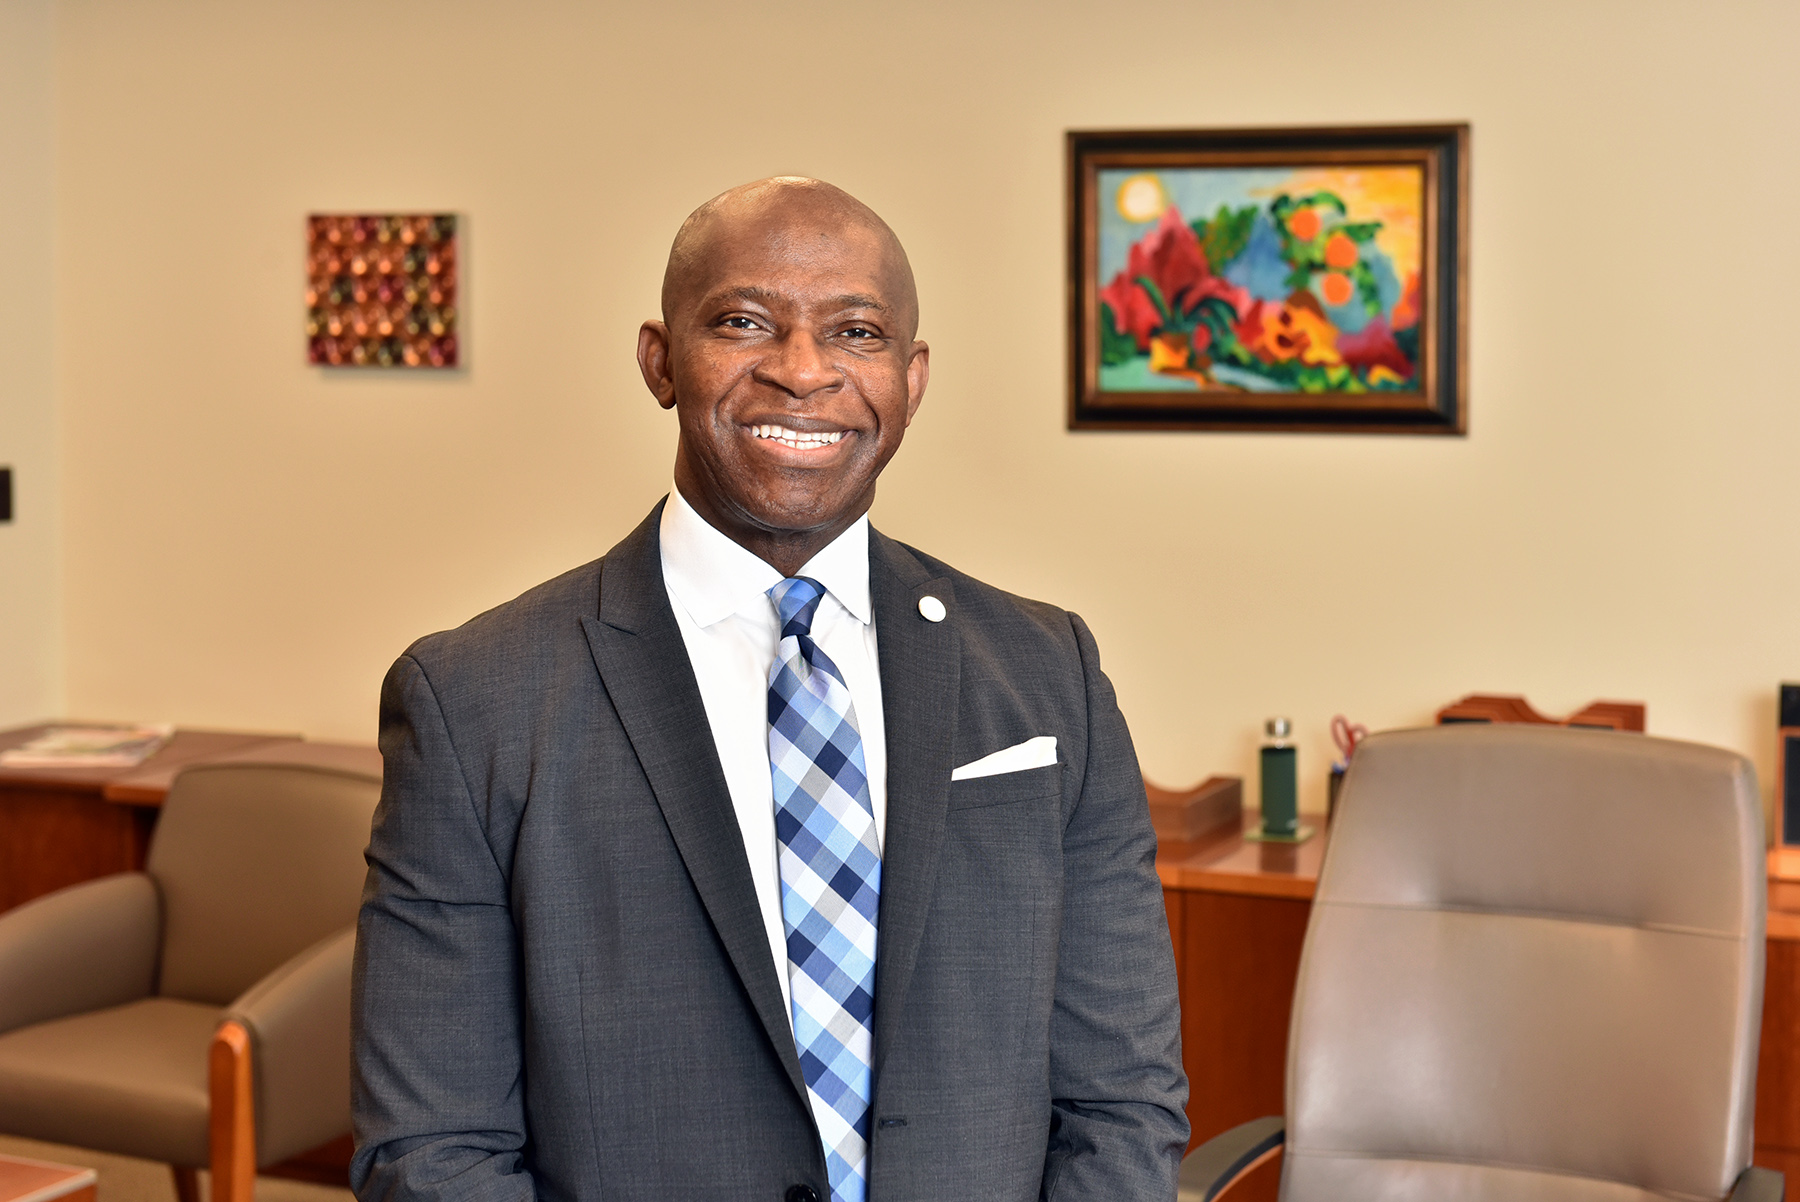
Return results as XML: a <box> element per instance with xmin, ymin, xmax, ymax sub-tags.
<box><xmin>767</xmin><ymin>576</ymin><xmax>881</xmax><ymax>1202</ymax></box>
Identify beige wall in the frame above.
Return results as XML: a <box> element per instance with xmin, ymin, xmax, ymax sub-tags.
<box><xmin>0</xmin><ymin>0</ymin><xmax>61</xmax><ymax>728</ymax></box>
<box><xmin>48</xmin><ymin>0</ymin><xmax>1800</xmax><ymax>817</ymax></box>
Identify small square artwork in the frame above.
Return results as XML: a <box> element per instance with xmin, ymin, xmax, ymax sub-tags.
<box><xmin>306</xmin><ymin>214</ymin><xmax>458</xmax><ymax>368</ymax></box>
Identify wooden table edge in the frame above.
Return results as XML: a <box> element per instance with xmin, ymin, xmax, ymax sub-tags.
<box><xmin>99</xmin><ymin>734</ymin><xmax>304</xmax><ymax>806</ymax></box>
<box><xmin>101</xmin><ymin>780</ymin><xmax>188</xmax><ymax>806</ymax></box>
<box><xmin>12</xmin><ymin>1174</ymin><xmax>97</xmax><ymax>1202</ymax></box>
<box><xmin>1158</xmin><ymin>865</ymin><xmax>1319</xmax><ymax>900</ymax></box>
<box><xmin>0</xmin><ymin>1156</ymin><xmax>98</xmax><ymax>1202</ymax></box>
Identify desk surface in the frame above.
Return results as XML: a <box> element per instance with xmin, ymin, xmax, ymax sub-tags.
<box><xmin>0</xmin><ymin>723</ymin><xmax>380</xmax><ymax>914</ymax></box>
<box><xmin>1158</xmin><ymin>813</ymin><xmax>1330</xmax><ymax>900</ymax></box>
<box><xmin>105</xmin><ymin>735</ymin><xmax>383</xmax><ymax>803</ymax></box>
<box><xmin>0</xmin><ymin>724</ymin><xmax>303</xmax><ymax>805</ymax></box>
<box><xmin>1771</xmin><ymin>882</ymin><xmax>1800</xmax><ymax>941</ymax></box>
<box><xmin>1160</xmin><ymin>808</ymin><xmax>1800</xmax><ymax>937</ymax></box>
<box><xmin>0</xmin><ymin>725</ymin><xmax>299</xmax><ymax>800</ymax></box>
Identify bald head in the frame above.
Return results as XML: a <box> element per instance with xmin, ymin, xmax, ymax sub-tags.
<box><xmin>661</xmin><ymin>177</ymin><xmax>920</xmax><ymax>339</ymax></box>
<box><xmin>637</xmin><ymin>175</ymin><xmax>931</xmax><ymax>576</ymax></box>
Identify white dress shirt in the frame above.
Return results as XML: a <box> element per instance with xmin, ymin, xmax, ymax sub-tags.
<box><xmin>659</xmin><ymin>488</ymin><xmax>888</xmax><ymax>1023</ymax></box>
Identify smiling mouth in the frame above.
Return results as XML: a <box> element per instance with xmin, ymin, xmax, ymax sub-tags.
<box><xmin>748</xmin><ymin>423</ymin><xmax>847</xmax><ymax>451</ymax></box>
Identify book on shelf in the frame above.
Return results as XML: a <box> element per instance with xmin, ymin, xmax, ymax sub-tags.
<box><xmin>0</xmin><ymin>723</ymin><xmax>175</xmax><ymax>769</ymax></box>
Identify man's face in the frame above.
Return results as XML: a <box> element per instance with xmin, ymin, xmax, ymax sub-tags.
<box><xmin>639</xmin><ymin>203</ymin><xmax>929</xmax><ymax>555</ymax></box>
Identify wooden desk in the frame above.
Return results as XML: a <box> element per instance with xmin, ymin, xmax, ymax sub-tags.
<box><xmin>1160</xmin><ymin>816</ymin><xmax>1800</xmax><ymax>1195</ymax></box>
<box><xmin>1757</xmin><ymin>910</ymin><xmax>1800</xmax><ymax>1179</ymax></box>
<box><xmin>1159</xmin><ymin>815</ymin><xmax>1326</xmax><ymax>1200</ymax></box>
<box><xmin>0</xmin><ymin>724</ymin><xmax>300</xmax><ymax>912</ymax></box>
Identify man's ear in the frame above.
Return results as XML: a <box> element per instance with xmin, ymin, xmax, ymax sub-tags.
<box><xmin>637</xmin><ymin>321</ymin><xmax>677</xmax><ymax>409</ymax></box>
<box><xmin>904</xmin><ymin>340</ymin><xmax>930</xmax><ymax>427</ymax></box>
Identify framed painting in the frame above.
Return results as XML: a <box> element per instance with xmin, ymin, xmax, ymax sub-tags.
<box><xmin>1068</xmin><ymin>124</ymin><xmax>1468</xmax><ymax>433</ymax></box>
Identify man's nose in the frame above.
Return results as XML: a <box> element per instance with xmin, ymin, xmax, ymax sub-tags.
<box><xmin>756</xmin><ymin>328</ymin><xmax>841</xmax><ymax>397</ymax></box>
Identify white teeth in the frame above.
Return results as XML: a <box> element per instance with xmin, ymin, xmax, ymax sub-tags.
<box><xmin>750</xmin><ymin>424</ymin><xmax>844</xmax><ymax>449</ymax></box>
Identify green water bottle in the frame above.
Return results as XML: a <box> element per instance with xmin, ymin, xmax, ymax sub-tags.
<box><xmin>1260</xmin><ymin>717</ymin><xmax>1298</xmax><ymax>838</ymax></box>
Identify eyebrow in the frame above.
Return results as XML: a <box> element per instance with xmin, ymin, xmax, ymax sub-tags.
<box><xmin>713</xmin><ymin>286</ymin><xmax>890</xmax><ymax>314</ymax></box>
<box><xmin>826</xmin><ymin>293</ymin><xmax>890</xmax><ymax>314</ymax></box>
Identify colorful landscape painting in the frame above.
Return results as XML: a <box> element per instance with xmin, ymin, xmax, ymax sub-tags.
<box><xmin>1095</xmin><ymin>165</ymin><xmax>1425</xmax><ymax>395</ymax></box>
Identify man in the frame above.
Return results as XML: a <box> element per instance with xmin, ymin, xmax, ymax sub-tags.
<box><xmin>351</xmin><ymin>178</ymin><xmax>1188</xmax><ymax>1202</ymax></box>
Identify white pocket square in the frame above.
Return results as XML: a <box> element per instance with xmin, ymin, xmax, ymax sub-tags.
<box><xmin>951</xmin><ymin>736</ymin><xmax>1057</xmax><ymax>781</ymax></box>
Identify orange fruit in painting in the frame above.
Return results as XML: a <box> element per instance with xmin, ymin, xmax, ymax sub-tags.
<box><xmin>1324</xmin><ymin>232</ymin><xmax>1358</xmax><ymax>269</ymax></box>
<box><xmin>1320</xmin><ymin>272</ymin><xmax>1355</xmax><ymax>307</ymax></box>
<box><xmin>1287</xmin><ymin>208</ymin><xmax>1321</xmax><ymax>240</ymax></box>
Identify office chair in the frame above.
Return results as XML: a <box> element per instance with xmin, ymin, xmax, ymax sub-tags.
<box><xmin>1181</xmin><ymin>724</ymin><xmax>1783</xmax><ymax>1202</ymax></box>
<box><xmin>0</xmin><ymin>757</ymin><xmax>379</xmax><ymax>1202</ymax></box>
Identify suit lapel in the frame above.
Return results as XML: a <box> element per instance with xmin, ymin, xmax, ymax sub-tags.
<box><xmin>578</xmin><ymin>502</ymin><xmax>809</xmax><ymax>1104</ymax></box>
<box><xmin>868</xmin><ymin>530</ymin><xmax>960</xmax><ymax>1079</ymax></box>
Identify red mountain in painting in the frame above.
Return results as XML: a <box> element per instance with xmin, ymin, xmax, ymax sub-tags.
<box><xmin>1100</xmin><ymin>206</ymin><xmax>1248</xmax><ymax>350</ymax></box>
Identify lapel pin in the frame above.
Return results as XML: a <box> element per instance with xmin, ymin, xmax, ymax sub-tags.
<box><xmin>917</xmin><ymin>595</ymin><xmax>947</xmax><ymax>623</ymax></box>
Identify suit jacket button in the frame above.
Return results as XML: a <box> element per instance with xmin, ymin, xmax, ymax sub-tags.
<box><xmin>784</xmin><ymin>1187</ymin><xmax>820</xmax><ymax>1202</ymax></box>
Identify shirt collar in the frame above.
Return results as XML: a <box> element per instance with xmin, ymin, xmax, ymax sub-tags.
<box><xmin>660</xmin><ymin>487</ymin><xmax>872</xmax><ymax>629</ymax></box>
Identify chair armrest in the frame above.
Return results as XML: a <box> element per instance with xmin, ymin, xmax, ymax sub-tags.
<box><xmin>1173</xmin><ymin>1127</ymin><xmax>1773</xmax><ymax>1202</ymax></box>
<box><xmin>1732</xmin><ymin>1166</ymin><xmax>1785</xmax><ymax>1202</ymax></box>
<box><xmin>0</xmin><ymin>873</ymin><xmax>159</xmax><ymax>1035</ymax></box>
<box><xmin>226</xmin><ymin>926</ymin><xmax>355</xmax><ymax>1166</ymax></box>
<box><xmin>1177</xmin><ymin>1117</ymin><xmax>1286</xmax><ymax>1202</ymax></box>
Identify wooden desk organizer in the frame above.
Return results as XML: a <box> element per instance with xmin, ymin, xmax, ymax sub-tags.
<box><xmin>1435</xmin><ymin>693</ymin><xmax>1646</xmax><ymax>732</ymax></box>
<box><xmin>1144</xmin><ymin>775</ymin><xmax>1242</xmax><ymax>843</ymax></box>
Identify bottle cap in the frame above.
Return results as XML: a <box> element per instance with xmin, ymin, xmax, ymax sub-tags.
<box><xmin>1265</xmin><ymin>717</ymin><xmax>1292</xmax><ymax>740</ymax></box>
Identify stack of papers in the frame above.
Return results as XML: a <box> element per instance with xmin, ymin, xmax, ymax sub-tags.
<box><xmin>0</xmin><ymin>724</ymin><xmax>175</xmax><ymax>769</ymax></box>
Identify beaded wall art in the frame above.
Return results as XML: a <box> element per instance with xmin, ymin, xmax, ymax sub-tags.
<box><xmin>306</xmin><ymin>214</ymin><xmax>458</xmax><ymax>367</ymax></box>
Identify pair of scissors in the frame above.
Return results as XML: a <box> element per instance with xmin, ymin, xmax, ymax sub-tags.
<box><xmin>1331</xmin><ymin>714</ymin><xmax>1369</xmax><ymax>770</ymax></box>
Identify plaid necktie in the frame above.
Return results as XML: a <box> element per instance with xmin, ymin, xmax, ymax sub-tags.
<box><xmin>767</xmin><ymin>576</ymin><xmax>881</xmax><ymax>1202</ymax></box>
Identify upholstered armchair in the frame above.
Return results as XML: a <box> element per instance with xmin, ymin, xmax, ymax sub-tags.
<box><xmin>0</xmin><ymin>757</ymin><xmax>379</xmax><ymax>1202</ymax></box>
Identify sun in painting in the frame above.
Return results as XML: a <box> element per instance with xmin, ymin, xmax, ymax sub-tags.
<box><xmin>1115</xmin><ymin>174</ymin><xmax>1166</xmax><ymax>223</ymax></box>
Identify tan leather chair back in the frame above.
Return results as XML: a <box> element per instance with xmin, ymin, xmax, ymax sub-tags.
<box><xmin>1285</xmin><ymin>724</ymin><xmax>1764</xmax><ymax>1202</ymax></box>
<box><xmin>148</xmin><ymin>763</ymin><xmax>380</xmax><ymax>1006</ymax></box>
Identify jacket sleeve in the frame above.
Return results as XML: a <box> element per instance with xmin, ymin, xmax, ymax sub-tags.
<box><xmin>1041</xmin><ymin>613</ymin><xmax>1191</xmax><ymax>1200</ymax></box>
<box><xmin>351</xmin><ymin>653</ymin><xmax>536</xmax><ymax>1202</ymax></box>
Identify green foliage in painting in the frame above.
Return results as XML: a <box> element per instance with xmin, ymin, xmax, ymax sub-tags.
<box><xmin>1192</xmin><ymin>205</ymin><xmax>1257</xmax><ymax>275</ymax></box>
<box><xmin>1135</xmin><ymin>275</ymin><xmax>1202</xmax><ymax>338</ymax></box>
<box><xmin>1099</xmin><ymin>302</ymin><xmax>1136</xmax><ymax>367</ymax></box>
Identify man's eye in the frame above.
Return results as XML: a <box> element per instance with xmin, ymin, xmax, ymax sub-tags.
<box><xmin>842</xmin><ymin>326</ymin><xmax>878</xmax><ymax>339</ymax></box>
<box><xmin>722</xmin><ymin>316</ymin><xmax>758</xmax><ymax>330</ymax></box>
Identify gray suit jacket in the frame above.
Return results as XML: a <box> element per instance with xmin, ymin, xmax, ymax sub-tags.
<box><xmin>351</xmin><ymin>503</ymin><xmax>1188</xmax><ymax>1201</ymax></box>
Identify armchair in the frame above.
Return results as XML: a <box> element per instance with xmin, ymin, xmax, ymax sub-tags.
<box><xmin>0</xmin><ymin>759</ymin><xmax>379</xmax><ymax>1202</ymax></box>
<box><xmin>1179</xmin><ymin>724</ymin><xmax>1784</xmax><ymax>1202</ymax></box>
